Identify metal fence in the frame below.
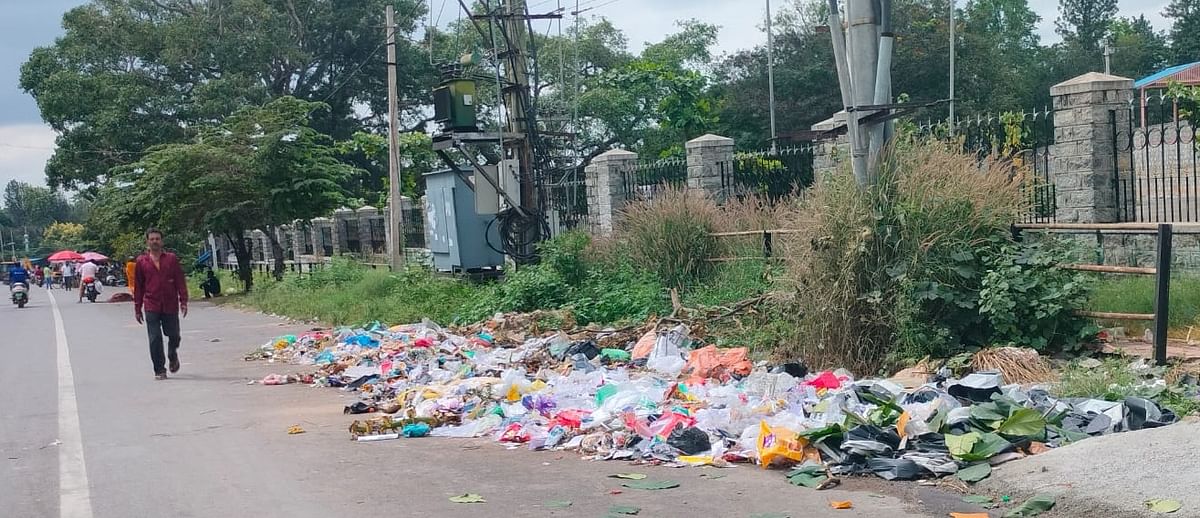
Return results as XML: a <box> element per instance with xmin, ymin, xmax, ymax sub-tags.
<box><xmin>724</xmin><ymin>144</ymin><xmax>816</xmax><ymax>201</ymax></box>
<box><xmin>623</xmin><ymin>156</ymin><xmax>688</xmax><ymax>200</ymax></box>
<box><xmin>918</xmin><ymin>109</ymin><xmax>1057</xmax><ymax>223</ymax></box>
<box><xmin>543</xmin><ymin>169</ymin><xmax>590</xmax><ymax>234</ymax></box>
<box><xmin>1114</xmin><ymin>94</ymin><xmax>1200</xmax><ymax>222</ymax></box>
<box><xmin>402</xmin><ymin>206</ymin><xmax>426</xmax><ymax>249</ymax></box>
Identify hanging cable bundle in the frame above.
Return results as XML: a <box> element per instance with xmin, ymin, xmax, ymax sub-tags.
<box><xmin>486</xmin><ymin>206</ymin><xmax>551</xmax><ymax>263</ymax></box>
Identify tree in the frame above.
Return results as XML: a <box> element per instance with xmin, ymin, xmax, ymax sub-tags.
<box><xmin>104</xmin><ymin>97</ymin><xmax>359</xmax><ymax>290</ymax></box>
<box><xmin>1055</xmin><ymin>0</ymin><xmax>1117</xmax><ymax>55</ymax></box>
<box><xmin>1166</xmin><ymin>0</ymin><xmax>1200</xmax><ymax>64</ymax></box>
<box><xmin>1108</xmin><ymin>16</ymin><xmax>1169</xmax><ymax>80</ymax></box>
<box><xmin>2</xmin><ymin>180</ymin><xmax>72</xmax><ymax>229</ymax></box>
<box><xmin>958</xmin><ymin>0</ymin><xmax>1046</xmax><ymax>112</ymax></box>
<box><xmin>21</xmin><ymin>0</ymin><xmax>435</xmax><ymax>192</ymax></box>
<box><xmin>42</xmin><ymin>222</ymin><xmax>87</xmax><ymax>252</ymax></box>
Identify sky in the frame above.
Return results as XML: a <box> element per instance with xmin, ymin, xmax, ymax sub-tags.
<box><xmin>0</xmin><ymin>0</ymin><xmax>1175</xmax><ymax>190</ymax></box>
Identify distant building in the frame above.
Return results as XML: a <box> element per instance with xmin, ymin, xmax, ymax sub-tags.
<box><xmin>1134</xmin><ymin>62</ymin><xmax>1200</xmax><ymax>127</ymax></box>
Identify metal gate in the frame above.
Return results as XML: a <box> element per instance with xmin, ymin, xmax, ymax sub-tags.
<box><xmin>1113</xmin><ymin>94</ymin><xmax>1200</xmax><ymax>222</ymax></box>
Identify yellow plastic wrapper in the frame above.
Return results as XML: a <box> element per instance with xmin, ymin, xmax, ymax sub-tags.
<box><xmin>756</xmin><ymin>420</ymin><xmax>811</xmax><ymax>468</ymax></box>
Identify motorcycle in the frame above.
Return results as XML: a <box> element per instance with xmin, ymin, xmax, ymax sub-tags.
<box><xmin>83</xmin><ymin>277</ymin><xmax>100</xmax><ymax>303</ymax></box>
<box><xmin>11</xmin><ymin>281</ymin><xmax>29</xmax><ymax>308</ymax></box>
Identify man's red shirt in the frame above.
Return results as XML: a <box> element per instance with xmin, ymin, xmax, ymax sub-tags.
<box><xmin>134</xmin><ymin>251</ymin><xmax>188</xmax><ymax>315</ymax></box>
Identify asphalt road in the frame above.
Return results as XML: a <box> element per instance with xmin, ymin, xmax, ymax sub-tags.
<box><xmin>1</xmin><ymin>284</ymin><xmax>938</xmax><ymax>518</ymax></box>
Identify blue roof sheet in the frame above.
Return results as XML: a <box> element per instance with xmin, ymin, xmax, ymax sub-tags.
<box><xmin>1136</xmin><ymin>62</ymin><xmax>1200</xmax><ymax>88</ymax></box>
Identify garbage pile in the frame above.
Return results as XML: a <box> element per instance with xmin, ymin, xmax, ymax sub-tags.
<box><xmin>248</xmin><ymin>318</ymin><xmax>1181</xmax><ymax>482</ymax></box>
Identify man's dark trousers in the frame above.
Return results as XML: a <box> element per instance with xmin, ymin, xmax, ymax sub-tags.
<box><xmin>146</xmin><ymin>311</ymin><xmax>180</xmax><ymax>374</ymax></box>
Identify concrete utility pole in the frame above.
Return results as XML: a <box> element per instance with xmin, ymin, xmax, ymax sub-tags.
<box><xmin>766</xmin><ymin>0</ymin><xmax>778</xmax><ymax>154</ymax></box>
<box><xmin>1104</xmin><ymin>44</ymin><xmax>1113</xmax><ymax>75</ymax></box>
<box><xmin>948</xmin><ymin>0</ymin><xmax>955</xmax><ymax>137</ymax></box>
<box><xmin>827</xmin><ymin>0</ymin><xmax>894</xmax><ymax>186</ymax></box>
<box><xmin>385</xmin><ymin>5</ymin><xmax>405</xmax><ymax>271</ymax></box>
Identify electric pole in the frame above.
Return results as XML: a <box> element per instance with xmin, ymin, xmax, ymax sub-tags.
<box><xmin>1104</xmin><ymin>44</ymin><xmax>1113</xmax><ymax>75</ymax></box>
<box><xmin>385</xmin><ymin>5</ymin><xmax>405</xmax><ymax>271</ymax></box>
<box><xmin>766</xmin><ymin>0</ymin><xmax>778</xmax><ymax>154</ymax></box>
<box><xmin>948</xmin><ymin>0</ymin><xmax>955</xmax><ymax>137</ymax></box>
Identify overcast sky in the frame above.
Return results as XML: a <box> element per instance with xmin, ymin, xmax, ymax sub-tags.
<box><xmin>0</xmin><ymin>0</ymin><xmax>1173</xmax><ymax>189</ymax></box>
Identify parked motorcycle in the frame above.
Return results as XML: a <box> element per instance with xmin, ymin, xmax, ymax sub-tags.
<box><xmin>11</xmin><ymin>281</ymin><xmax>28</xmax><ymax>308</ymax></box>
<box><xmin>83</xmin><ymin>277</ymin><xmax>100</xmax><ymax>303</ymax></box>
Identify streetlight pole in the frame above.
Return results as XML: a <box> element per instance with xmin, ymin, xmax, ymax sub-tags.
<box><xmin>766</xmin><ymin>0</ymin><xmax>778</xmax><ymax>154</ymax></box>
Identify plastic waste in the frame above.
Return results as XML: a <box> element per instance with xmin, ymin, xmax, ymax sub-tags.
<box><xmin>402</xmin><ymin>422</ymin><xmax>431</xmax><ymax>437</ymax></box>
<box><xmin>947</xmin><ymin>371</ymin><xmax>1003</xmax><ymax>403</ymax></box>
<box><xmin>646</xmin><ymin>325</ymin><xmax>688</xmax><ymax>376</ymax></box>
<box><xmin>667</xmin><ymin>426</ymin><xmax>712</xmax><ymax>455</ymax></box>
<box><xmin>756</xmin><ymin>421</ymin><xmax>812</xmax><ymax>468</ymax></box>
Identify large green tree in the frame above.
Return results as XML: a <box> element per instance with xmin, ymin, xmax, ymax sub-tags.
<box><xmin>2</xmin><ymin>180</ymin><xmax>73</xmax><ymax>229</ymax></box>
<box><xmin>21</xmin><ymin>0</ymin><xmax>434</xmax><ymax>192</ymax></box>
<box><xmin>1166</xmin><ymin>0</ymin><xmax>1200</xmax><ymax>63</ymax></box>
<box><xmin>1054</xmin><ymin>0</ymin><xmax>1117</xmax><ymax>75</ymax></box>
<box><xmin>99</xmin><ymin>97</ymin><xmax>358</xmax><ymax>289</ymax></box>
<box><xmin>1108</xmin><ymin>16</ymin><xmax>1169</xmax><ymax>80</ymax></box>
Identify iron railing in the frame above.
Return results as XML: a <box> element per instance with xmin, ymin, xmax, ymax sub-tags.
<box><xmin>542</xmin><ymin>168</ymin><xmax>590</xmax><ymax>234</ymax></box>
<box><xmin>724</xmin><ymin>144</ymin><xmax>816</xmax><ymax>201</ymax></box>
<box><xmin>917</xmin><ymin>109</ymin><xmax>1057</xmax><ymax>223</ymax></box>
<box><xmin>623</xmin><ymin>156</ymin><xmax>688</xmax><ymax>200</ymax></box>
<box><xmin>1114</xmin><ymin>94</ymin><xmax>1200</xmax><ymax>222</ymax></box>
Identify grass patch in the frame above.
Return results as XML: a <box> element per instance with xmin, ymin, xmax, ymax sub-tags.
<box><xmin>1088</xmin><ymin>274</ymin><xmax>1200</xmax><ymax>331</ymax></box>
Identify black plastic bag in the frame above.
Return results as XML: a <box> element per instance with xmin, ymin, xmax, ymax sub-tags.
<box><xmin>867</xmin><ymin>457</ymin><xmax>924</xmax><ymax>480</ymax></box>
<box><xmin>667</xmin><ymin>426</ymin><xmax>712</xmax><ymax>455</ymax></box>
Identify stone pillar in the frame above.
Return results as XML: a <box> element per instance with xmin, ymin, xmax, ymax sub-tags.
<box><xmin>333</xmin><ymin>207</ymin><xmax>354</xmax><ymax>254</ymax></box>
<box><xmin>311</xmin><ymin>217</ymin><xmax>332</xmax><ymax>257</ymax></box>
<box><xmin>356</xmin><ymin>206</ymin><xmax>378</xmax><ymax>257</ymax></box>
<box><xmin>811</xmin><ymin>113</ymin><xmax>849</xmax><ymax>184</ymax></box>
<box><xmin>585</xmin><ymin>149</ymin><xmax>638</xmax><ymax>235</ymax></box>
<box><xmin>1050</xmin><ymin>72</ymin><xmax>1134</xmax><ymax>224</ymax></box>
<box><xmin>289</xmin><ymin>221</ymin><xmax>305</xmax><ymax>259</ymax></box>
<box><xmin>685</xmin><ymin>134</ymin><xmax>735</xmax><ymax>200</ymax></box>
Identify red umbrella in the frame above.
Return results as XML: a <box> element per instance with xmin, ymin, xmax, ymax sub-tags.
<box><xmin>48</xmin><ymin>250</ymin><xmax>85</xmax><ymax>263</ymax></box>
<box><xmin>81</xmin><ymin>251</ymin><xmax>109</xmax><ymax>263</ymax></box>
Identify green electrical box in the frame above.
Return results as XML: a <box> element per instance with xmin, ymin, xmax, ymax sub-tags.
<box><xmin>433</xmin><ymin>79</ymin><xmax>478</xmax><ymax>132</ymax></box>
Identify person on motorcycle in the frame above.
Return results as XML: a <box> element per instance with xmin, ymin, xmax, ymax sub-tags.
<box><xmin>78</xmin><ymin>259</ymin><xmax>100</xmax><ymax>303</ymax></box>
<box><xmin>8</xmin><ymin>263</ymin><xmax>30</xmax><ymax>290</ymax></box>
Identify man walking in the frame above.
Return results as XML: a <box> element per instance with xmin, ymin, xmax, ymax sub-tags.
<box><xmin>62</xmin><ymin>261</ymin><xmax>75</xmax><ymax>290</ymax></box>
<box><xmin>133</xmin><ymin>229</ymin><xmax>188</xmax><ymax>380</ymax></box>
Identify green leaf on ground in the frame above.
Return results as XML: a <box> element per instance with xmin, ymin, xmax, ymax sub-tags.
<box><xmin>962</xmin><ymin>494</ymin><xmax>996</xmax><ymax>508</ymax></box>
<box><xmin>621</xmin><ymin>479</ymin><xmax>680</xmax><ymax>490</ymax></box>
<box><xmin>956</xmin><ymin>463</ymin><xmax>992</xmax><ymax>483</ymax></box>
<box><xmin>970</xmin><ymin>404</ymin><xmax>1007</xmax><ymax>423</ymax></box>
<box><xmin>997</xmin><ymin>408</ymin><xmax>1047</xmax><ymax>438</ymax></box>
<box><xmin>608</xmin><ymin>505</ymin><xmax>641</xmax><ymax>515</ymax></box>
<box><xmin>786</xmin><ymin>465</ymin><xmax>829</xmax><ymax>488</ymax></box>
<box><xmin>957</xmin><ymin>432</ymin><xmax>1011</xmax><ymax>461</ymax></box>
<box><xmin>947</xmin><ymin>432</ymin><xmax>981</xmax><ymax>458</ymax></box>
<box><xmin>609</xmin><ymin>473</ymin><xmax>647</xmax><ymax>480</ymax></box>
<box><xmin>1145</xmin><ymin>499</ymin><xmax>1183</xmax><ymax>513</ymax></box>
<box><xmin>543</xmin><ymin>500</ymin><xmax>572</xmax><ymax>508</ymax></box>
<box><xmin>448</xmin><ymin>494</ymin><xmax>486</xmax><ymax>504</ymax></box>
<box><xmin>1002</xmin><ymin>494</ymin><xmax>1056</xmax><ymax>517</ymax></box>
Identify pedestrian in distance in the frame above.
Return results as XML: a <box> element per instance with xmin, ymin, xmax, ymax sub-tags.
<box><xmin>62</xmin><ymin>261</ymin><xmax>76</xmax><ymax>290</ymax></box>
<box><xmin>133</xmin><ymin>228</ymin><xmax>188</xmax><ymax>380</ymax></box>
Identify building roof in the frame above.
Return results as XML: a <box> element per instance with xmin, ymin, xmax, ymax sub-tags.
<box><xmin>1135</xmin><ymin>62</ymin><xmax>1200</xmax><ymax>89</ymax></box>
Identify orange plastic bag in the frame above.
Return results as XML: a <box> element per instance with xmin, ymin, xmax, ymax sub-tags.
<box><xmin>685</xmin><ymin>345</ymin><xmax>753</xmax><ymax>380</ymax></box>
<box><xmin>830</xmin><ymin>501</ymin><xmax>853</xmax><ymax>510</ymax></box>
<box><xmin>756</xmin><ymin>420</ymin><xmax>816</xmax><ymax>468</ymax></box>
<box><xmin>631</xmin><ymin>330</ymin><xmax>657</xmax><ymax>360</ymax></box>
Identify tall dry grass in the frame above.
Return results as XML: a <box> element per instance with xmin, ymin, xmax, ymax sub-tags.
<box><xmin>773</xmin><ymin>142</ymin><xmax>1027</xmax><ymax>374</ymax></box>
<box><xmin>617</xmin><ymin>187</ymin><xmax>725</xmax><ymax>289</ymax></box>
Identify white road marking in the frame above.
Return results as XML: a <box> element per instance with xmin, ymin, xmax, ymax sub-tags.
<box><xmin>48</xmin><ymin>290</ymin><xmax>94</xmax><ymax>518</ymax></box>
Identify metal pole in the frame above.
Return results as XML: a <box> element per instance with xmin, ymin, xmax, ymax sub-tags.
<box><xmin>948</xmin><ymin>0</ymin><xmax>955</xmax><ymax>136</ymax></box>
<box><xmin>766</xmin><ymin>0</ymin><xmax>778</xmax><ymax>154</ymax></box>
<box><xmin>847</xmin><ymin>0</ymin><xmax>879</xmax><ymax>186</ymax></box>
<box><xmin>1153</xmin><ymin>223</ymin><xmax>1172</xmax><ymax>366</ymax></box>
<box><xmin>385</xmin><ymin>5</ymin><xmax>405</xmax><ymax>271</ymax></box>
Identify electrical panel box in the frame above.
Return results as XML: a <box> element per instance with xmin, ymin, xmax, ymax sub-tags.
<box><xmin>474</xmin><ymin>159</ymin><xmax>521</xmax><ymax>215</ymax></box>
<box><xmin>424</xmin><ymin>168</ymin><xmax>504</xmax><ymax>272</ymax></box>
<box><xmin>433</xmin><ymin>79</ymin><xmax>478</xmax><ymax>132</ymax></box>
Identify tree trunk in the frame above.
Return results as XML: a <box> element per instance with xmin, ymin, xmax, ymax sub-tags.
<box><xmin>264</xmin><ymin>224</ymin><xmax>286</xmax><ymax>281</ymax></box>
<box><xmin>226</xmin><ymin>231</ymin><xmax>254</xmax><ymax>292</ymax></box>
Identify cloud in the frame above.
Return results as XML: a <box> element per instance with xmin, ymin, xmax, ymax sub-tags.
<box><xmin>0</xmin><ymin>124</ymin><xmax>56</xmax><ymax>188</ymax></box>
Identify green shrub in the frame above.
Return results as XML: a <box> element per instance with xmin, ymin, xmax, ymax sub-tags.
<box><xmin>619</xmin><ymin>187</ymin><xmax>723</xmax><ymax>289</ymax></box>
<box><xmin>980</xmin><ymin>240</ymin><xmax>1095</xmax><ymax>350</ymax></box>
<box><xmin>779</xmin><ymin>142</ymin><xmax>1060</xmax><ymax>373</ymax></box>
<box><xmin>494</xmin><ymin>265</ymin><xmax>571</xmax><ymax>312</ymax></box>
<box><xmin>572</xmin><ymin>260</ymin><xmax>668</xmax><ymax>325</ymax></box>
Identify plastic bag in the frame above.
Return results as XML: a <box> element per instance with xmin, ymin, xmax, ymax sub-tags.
<box><xmin>647</xmin><ymin>325</ymin><xmax>688</xmax><ymax>376</ymax></box>
<box><xmin>684</xmin><ymin>345</ymin><xmax>753</xmax><ymax>380</ymax></box>
<box><xmin>756</xmin><ymin>420</ymin><xmax>814</xmax><ymax>468</ymax></box>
